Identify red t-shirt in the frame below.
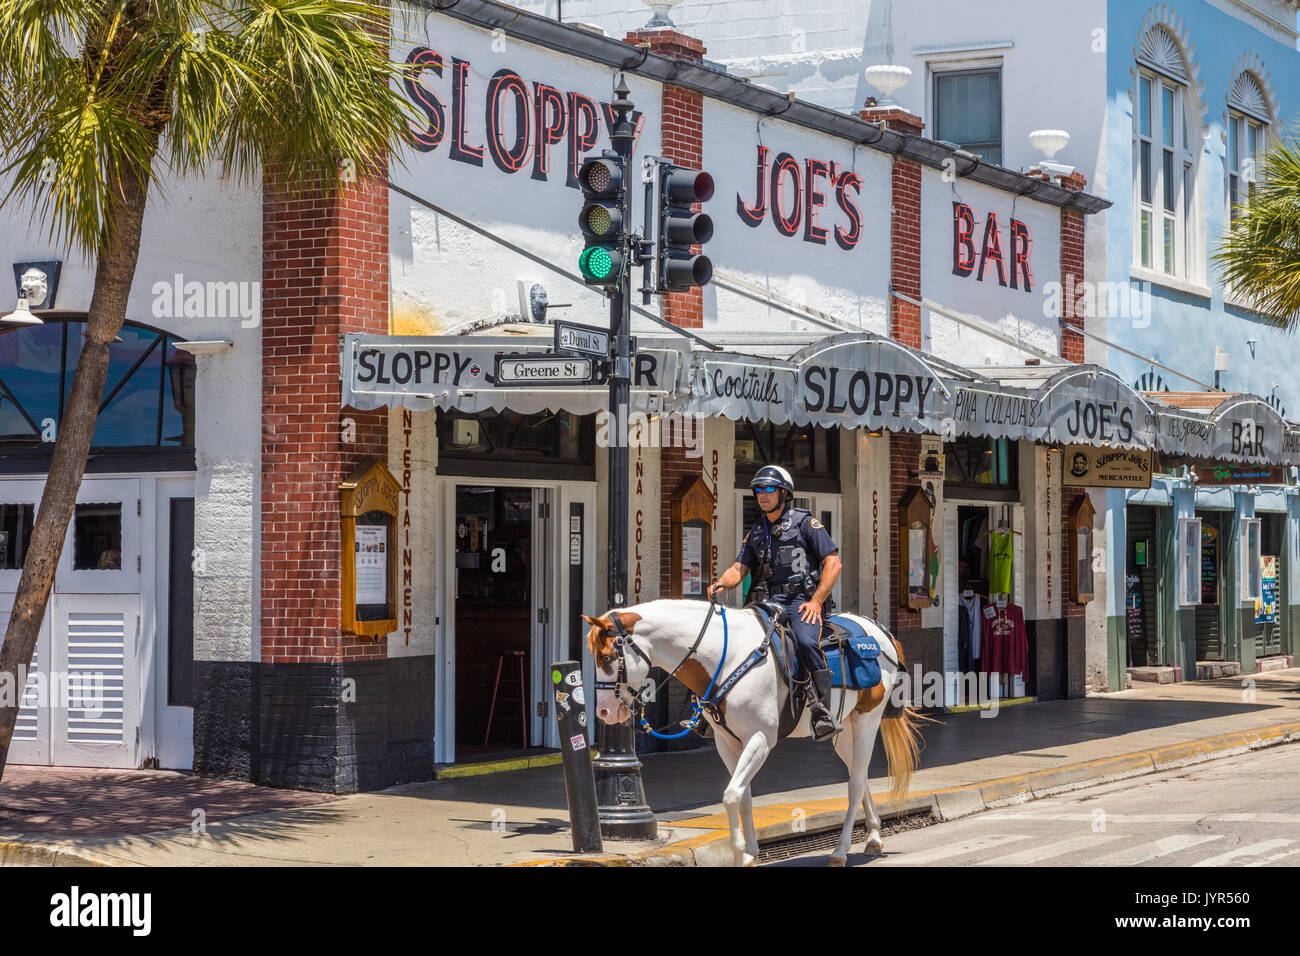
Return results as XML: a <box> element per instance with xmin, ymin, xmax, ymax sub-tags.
<box><xmin>982</xmin><ymin>603</ymin><xmax>1027</xmax><ymax>676</ymax></box>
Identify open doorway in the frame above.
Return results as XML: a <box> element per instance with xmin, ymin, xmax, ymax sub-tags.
<box><xmin>453</xmin><ymin>486</ymin><xmax>535</xmax><ymax>757</ymax></box>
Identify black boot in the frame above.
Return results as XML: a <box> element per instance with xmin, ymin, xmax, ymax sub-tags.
<box><xmin>807</xmin><ymin>668</ymin><xmax>843</xmax><ymax>741</ymax></box>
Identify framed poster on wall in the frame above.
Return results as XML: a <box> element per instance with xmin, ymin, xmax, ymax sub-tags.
<box><xmin>1177</xmin><ymin>517</ymin><xmax>1202</xmax><ymax>607</ymax></box>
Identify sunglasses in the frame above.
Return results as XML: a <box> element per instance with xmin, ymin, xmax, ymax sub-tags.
<box><xmin>753</xmin><ymin>485</ymin><xmax>781</xmax><ymax>494</ymax></box>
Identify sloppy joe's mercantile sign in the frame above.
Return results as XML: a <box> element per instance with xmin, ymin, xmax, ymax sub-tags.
<box><xmin>1062</xmin><ymin>444</ymin><xmax>1153</xmax><ymax>488</ymax></box>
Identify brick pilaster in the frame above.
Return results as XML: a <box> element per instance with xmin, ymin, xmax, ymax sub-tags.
<box><xmin>1028</xmin><ymin>168</ymin><xmax>1088</xmax><ymax>363</ymax></box>
<box><xmin>625</xmin><ymin>29</ymin><xmax>710</xmax><ymax>594</ymax></box>
<box><xmin>261</xmin><ymin>173</ymin><xmax>389</xmax><ymax>664</ymax></box>
<box><xmin>862</xmin><ymin>107</ymin><xmax>925</xmax><ymax>351</ymax></box>
<box><xmin>625</xmin><ymin>29</ymin><xmax>706</xmax><ymax>331</ymax></box>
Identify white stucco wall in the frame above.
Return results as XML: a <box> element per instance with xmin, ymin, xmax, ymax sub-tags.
<box><xmin>921</xmin><ymin>170</ymin><xmax>1064</xmax><ymax>368</ymax></box>
<box><xmin>0</xmin><ymin>166</ymin><xmax>263</xmax><ymax>664</ymax></box>
<box><xmin>703</xmin><ymin>99</ymin><xmax>891</xmax><ymax>334</ymax></box>
<box><xmin>390</xmin><ymin>14</ymin><xmax>662</xmax><ymax>336</ymax></box>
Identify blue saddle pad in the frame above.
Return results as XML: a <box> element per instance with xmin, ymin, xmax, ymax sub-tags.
<box><xmin>823</xmin><ymin>615</ymin><xmax>883</xmax><ymax>690</ymax></box>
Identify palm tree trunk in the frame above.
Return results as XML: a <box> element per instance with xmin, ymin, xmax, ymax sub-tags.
<box><xmin>0</xmin><ymin>158</ymin><xmax>154</xmax><ymax>777</ymax></box>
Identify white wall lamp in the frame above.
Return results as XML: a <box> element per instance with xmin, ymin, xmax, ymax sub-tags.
<box><xmin>2</xmin><ymin>260</ymin><xmax>62</xmax><ymax>327</ymax></box>
<box><xmin>1213</xmin><ymin>346</ymin><xmax>1230</xmax><ymax>390</ymax></box>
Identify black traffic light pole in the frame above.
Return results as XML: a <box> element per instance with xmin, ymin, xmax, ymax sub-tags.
<box><xmin>592</xmin><ymin>75</ymin><xmax>658</xmax><ymax>841</ymax></box>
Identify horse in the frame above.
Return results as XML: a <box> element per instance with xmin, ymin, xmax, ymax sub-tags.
<box><xmin>586</xmin><ymin>598</ymin><xmax>925</xmax><ymax>867</ymax></box>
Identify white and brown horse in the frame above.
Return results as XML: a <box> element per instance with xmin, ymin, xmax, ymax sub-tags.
<box><xmin>586</xmin><ymin>599</ymin><xmax>924</xmax><ymax>867</ymax></box>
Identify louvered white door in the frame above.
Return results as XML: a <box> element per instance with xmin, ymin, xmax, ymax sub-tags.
<box><xmin>1</xmin><ymin>596</ymin><xmax>51</xmax><ymax>765</ymax></box>
<box><xmin>0</xmin><ymin>479</ymin><xmax>50</xmax><ymax>764</ymax></box>
<box><xmin>49</xmin><ymin>594</ymin><xmax>140</xmax><ymax>768</ymax></box>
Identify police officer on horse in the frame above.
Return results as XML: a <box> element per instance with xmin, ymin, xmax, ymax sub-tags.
<box><xmin>708</xmin><ymin>465</ymin><xmax>844</xmax><ymax>740</ymax></box>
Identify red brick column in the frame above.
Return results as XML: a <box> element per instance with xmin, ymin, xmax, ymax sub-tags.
<box><xmin>864</xmin><ymin>108</ymin><xmax>926</xmax><ymax>634</ymax></box>
<box><xmin>1029</xmin><ymin>168</ymin><xmax>1088</xmax><ymax>363</ymax></box>
<box><xmin>624</xmin><ymin>29</ymin><xmax>710</xmax><ymax>597</ymax></box>
<box><xmin>261</xmin><ymin>173</ymin><xmax>389</xmax><ymax>664</ymax></box>
<box><xmin>863</xmin><ymin>107</ymin><xmax>924</xmax><ymax>350</ymax></box>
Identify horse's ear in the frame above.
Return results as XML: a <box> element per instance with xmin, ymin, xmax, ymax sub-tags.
<box><xmin>581</xmin><ymin>614</ymin><xmax>603</xmax><ymax>629</ymax></box>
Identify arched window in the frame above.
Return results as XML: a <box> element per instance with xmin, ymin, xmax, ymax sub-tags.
<box><xmin>0</xmin><ymin>319</ymin><xmax>195</xmax><ymax>449</ymax></box>
<box><xmin>1134</xmin><ymin>26</ymin><xmax>1199</xmax><ymax>280</ymax></box>
<box><xmin>1227</xmin><ymin>72</ymin><xmax>1271</xmax><ymax>223</ymax></box>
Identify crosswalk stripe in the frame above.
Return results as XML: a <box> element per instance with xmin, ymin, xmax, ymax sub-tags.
<box><xmin>1246</xmin><ymin>846</ymin><xmax>1300</xmax><ymax>867</ymax></box>
<box><xmin>1193</xmin><ymin>839</ymin><xmax>1293</xmax><ymax>867</ymax></box>
<box><xmin>877</xmin><ymin>834</ymin><xmax>1030</xmax><ymax>866</ymax></box>
<box><xmin>1094</xmin><ymin>834</ymin><xmax>1223</xmax><ymax>866</ymax></box>
<box><xmin>975</xmin><ymin>834</ymin><xmax>1122</xmax><ymax>865</ymax></box>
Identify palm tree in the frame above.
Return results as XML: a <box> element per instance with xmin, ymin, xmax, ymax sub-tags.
<box><xmin>1215</xmin><ymin>136</ymin><xmax>1300</xmax><ymax>328</ymax></box>
<box><xmin>0</xmin><ymin>0</ymin><xmax>413</xmax><ymax>777</ymax></box>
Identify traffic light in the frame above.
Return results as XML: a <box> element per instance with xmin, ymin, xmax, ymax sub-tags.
<box><xmin>577</xmin><ymin>156</ymin><xmax>627</xmax><ymax>288</ymax></box>
<box><xmin>657</xmin><ymin>165</ymin><xmax>714</xmax><ymax>291</ymax></box>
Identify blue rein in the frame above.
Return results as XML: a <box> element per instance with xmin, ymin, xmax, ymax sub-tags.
<box><xmin>639</xmin><ymin>605</ymin><xmax>729</xmax><ymax>740</ymax></box>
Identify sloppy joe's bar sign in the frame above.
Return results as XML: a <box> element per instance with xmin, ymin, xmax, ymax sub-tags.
<box><xmin>342</xmin><ymin>334</ymin><xmax>681</xmax><ymax>415</ymax></box>
<box><xmin>686</xmin><ymin>335</ymin><xmax>948</xmax><ymax>432</ymax></box>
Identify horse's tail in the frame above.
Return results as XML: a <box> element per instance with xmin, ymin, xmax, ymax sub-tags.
<box><xmin>881</xmin><ymin>705</ymin><xmax>926</xmax><ymax>805</ymax></box>
<box><xmin>878</xmin><ymin>634</ymin><xmax>933</xmax><ymax>805</ymax></box>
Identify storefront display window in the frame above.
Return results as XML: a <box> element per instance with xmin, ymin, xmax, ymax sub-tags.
<box><xmin>1177</xmin><ymin>517</ymin><xmax>1202</xmax><ymax>607</ymax></box>
<box><xmin>944</xmin><ymin>436</ymin><xmax>1018</xmax><ymax>494</ymax></box>
<box><xmin>438</xmin><ymin>409</ymin><xmax>594</xmax><ymax>474</ymax></box>
<box><xmin>733</xmin><ymin>422</ymin><xmax>838</xmax><ymax>492</ymax></box>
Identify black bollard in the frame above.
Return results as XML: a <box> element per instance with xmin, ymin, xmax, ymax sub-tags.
<box><xmin>551</xmin><ymin>660</ymin><xmax>603</xmax><ymax>854</ymax></box>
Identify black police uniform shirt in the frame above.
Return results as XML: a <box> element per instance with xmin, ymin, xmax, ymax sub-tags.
<box><xmin>736</xmin><ymin>507</ymin><xmax>837</xmax><ymax>592</ymax></box>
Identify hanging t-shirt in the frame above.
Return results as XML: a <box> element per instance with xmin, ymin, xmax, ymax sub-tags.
<box><xmin>985</xmin><ymin>602</ymin><xmax>1028</xmax><ymax>677</ymax></box>
<box><xmin>990</xmin><ymin>531</ymin><xmax>1014</xmax><ymax>595</ymax></box>
<box><xmin>960</xmin><ymin>592</ymin><xmax>983</xmax><ymax>660</ymax></box>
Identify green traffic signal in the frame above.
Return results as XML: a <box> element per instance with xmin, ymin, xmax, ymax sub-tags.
<box><xmin>578</xmin><ymin>155</ymin><xmax>626</xmax><ymax>288</ymax></box>
<box><xmin>579</xmin><ymin>245</ymin><xmax>624</xmax><ymax>282</ymax></box>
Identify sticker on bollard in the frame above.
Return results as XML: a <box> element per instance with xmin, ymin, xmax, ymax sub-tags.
<box><xmin>552</xmin><ymin>660</ymin><xmax>603</xmax><ymax>854</ymax></box>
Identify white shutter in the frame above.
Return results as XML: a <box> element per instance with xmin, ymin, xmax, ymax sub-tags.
<box><xmin>13</xmin><ymin>640</ymin><xmax>41</xmax><ymax>742</ymax></box>
<box><xmin>64</xmin><ymin>611</ymin><xmax>127</xmax><ymax>744</ymax></box>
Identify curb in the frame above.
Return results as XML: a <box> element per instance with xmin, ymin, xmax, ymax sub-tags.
<box><xmin>433</xmin><ymin>752</ymin><xmax>563</xmax><ymax>779</ymax></box>
<box><xmin>0</xmin><ymin>840</ymin><xmax>120</xmax><ymax>868</ymax></box>
<box><xmin>518</xmin><ymin>719</ymin><xmax>1300</xmax><ymax>866</ymax></box>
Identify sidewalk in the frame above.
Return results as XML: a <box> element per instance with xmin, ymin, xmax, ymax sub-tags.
<box><xmin>3</xmin><ymin>670</ymin><xmax>1300</xmax><ymax>866</ymax></box>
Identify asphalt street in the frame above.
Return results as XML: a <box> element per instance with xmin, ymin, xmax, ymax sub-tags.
<box><xmin>771</xmin><ymin>740</ymin><xmax>1300</xmax><ymax>867</ymax></box>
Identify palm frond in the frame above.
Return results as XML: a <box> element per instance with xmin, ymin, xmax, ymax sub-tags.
<box><xmin>1214</xmin><ymin>135</ymin><xmax>1300</xmax><ymax>330</ymax></box>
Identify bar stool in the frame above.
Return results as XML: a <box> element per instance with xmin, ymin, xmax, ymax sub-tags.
<box><xmin>484</xmin><ymin>650</ymin><xmax>528</xmax><ymax>748</ymax></box>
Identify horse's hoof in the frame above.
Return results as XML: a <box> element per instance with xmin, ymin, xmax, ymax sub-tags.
<box><xmin>738</xmin><ymin>853</ymin><xmax>757</xmax><ymax>868</ymax></box>
<box><xmin>827</xmin><ymin>855</ymin><xmax>847</xmax><ymax>867</ymax></box>
<box><xmin>864</xmin><ymin>832</ymin><xmax>884</xmax><ymax>856</ymax></box>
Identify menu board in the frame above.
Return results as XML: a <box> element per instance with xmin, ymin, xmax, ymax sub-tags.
<box><xmin>1201</xmin><ymin>525</ymin><xmax>1218</xmax><ymax>606</ymax></box>
<box><xmin>1125</xmin><ymin>573</ymin><xmax>1145</xmax><ymax>663</ymax></box>
<box><xmin>682</xmin><ymin>525</ymin><xmax>704</xmax><ymax>598</ymax></box>
<box><xmin>355</xmin><ymin>524</ymin><xmax>388</xmax><ymax>606</ymax></box>
<box><xmin>1256</xmin><ymin>555</ymin><xmax>1278</xmax><ymax>625</ymax></box>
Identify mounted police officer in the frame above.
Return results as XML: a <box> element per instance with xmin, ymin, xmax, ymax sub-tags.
<box><xmin>708</xmin><ymin>465</ymin><xmax>844</xmax><ymax>740</ymax></box>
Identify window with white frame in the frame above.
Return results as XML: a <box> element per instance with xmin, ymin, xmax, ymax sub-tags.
<box><xmin>1134</xmin><ymin>28</ymin><xmax>1198</xmax><ymax>280</ymax></box>
<box><xmin>1227</xmin><ymin>73</ymin><xmax>1270</xmax><ymax>223</ymax></box>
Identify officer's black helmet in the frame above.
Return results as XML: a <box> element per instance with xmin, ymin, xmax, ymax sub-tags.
<box><xmin>749</xmin><ymin>465</ymin><xmax>794</xmax><ymax>496</ymax></box>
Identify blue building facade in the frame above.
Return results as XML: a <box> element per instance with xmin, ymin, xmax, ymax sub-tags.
<box><xmin>1099</xmin><ymin>0</ymin><xmax>1300</xmax><ymax>688</ymax></box>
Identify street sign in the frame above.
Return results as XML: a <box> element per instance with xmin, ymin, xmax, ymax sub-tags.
<box><xmin>554</xmin><ymin>321</ymin><xmax>611</xmax><ymax>358</ymax></box>
<box><xmin>494</xmin><ymin>354</ymin><xmax>595</xmax><ymax>386</ymax></box>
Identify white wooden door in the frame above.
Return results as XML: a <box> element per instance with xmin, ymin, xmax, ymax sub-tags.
<box><xmin>0</xmin><ymin>479</ymin><xmax>51</xmax><ymax>765</ymax></box>
<box><xmin>48</xmin><ymin>593</ymin><xmax>140</xmax><ymax>768</ymax></box>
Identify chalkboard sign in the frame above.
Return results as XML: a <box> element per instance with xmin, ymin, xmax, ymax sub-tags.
<box><xmin>1125</xmin><ymin>572</ymin><xmax>1145</xmax><ymax>665</ymax></box>
<box><xmin>1200</xmin><ymin>525</ymin><xmax>1218</xmax><ymax>606</ymax></box>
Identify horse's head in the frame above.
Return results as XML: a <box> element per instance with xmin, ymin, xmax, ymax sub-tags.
<box><xmin>583</xmin><ymin>610</ymin><xmax>645</xmax><ymax>725</ymax></box>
